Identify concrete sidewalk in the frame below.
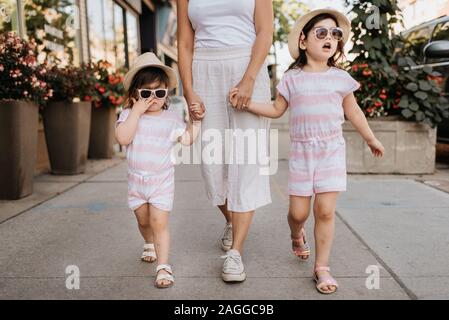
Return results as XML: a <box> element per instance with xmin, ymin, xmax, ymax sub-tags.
<box><xmin>1</xmin><ymin>157</ymin><xmax>448</xmax><ymax>300</ymax></box>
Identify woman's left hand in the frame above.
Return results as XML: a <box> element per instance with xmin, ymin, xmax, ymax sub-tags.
<box><xmin>233</xmin><ymin>77</ymin><xmax>255</xmax><ymax>110</ymax></box>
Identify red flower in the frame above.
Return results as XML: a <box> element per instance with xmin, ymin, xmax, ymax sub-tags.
<box><xmin>352</xmin><ymin>65</ymin><xmax>359</xmax><ymax>72</ymax></box>
<box><xmin>374</xmin><ymin>101</ymin><xmax>382</xmax><ymax>108</ymax></box>
<box><xmin>379</xmin><ymin>94</ymin><xmax>387</xmax><ymax>100</ymax></box>
<box><xmin>392</xmin><ymin>104</ymin><xmax>399</xmax><ymax>109</ymax></box>
<box><xmin>98</xmin><ymin>86</ymin><xmax>106</xmax><ymax>94</ymax></box>
<box><xmin>362</xmin><ymin>69</ymin><xmax>372</xmax><ymax>77</ymax></box>
<box><xmin>84</xmin><ymin>95</ymin><xmax>92</xmax><ymax>102</ymax></box>
<box><xmin>367</xmin><ymin>108</ymin><xmax>374</xmax><ymax>113</ymax></box>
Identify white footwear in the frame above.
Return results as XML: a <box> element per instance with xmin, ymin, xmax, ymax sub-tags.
<box><xmin>221</xmin><ymin>223</ymin><xmax>233</xmax><ymax>251</ymax></box>
<box><xmin>141</xmin><ymin>243</ymin><xmax>157</xmax><ymax>263</ymax></box>
<box><xmin>221</xmin><ymin>249</ymin><xmax>246</xmax><ymax>282</ymax></box>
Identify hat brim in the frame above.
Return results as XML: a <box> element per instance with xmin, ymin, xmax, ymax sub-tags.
<box><xmin>123</xmin><ymin>64</ymin><xmax>178</xmax><ymax>91</ymax></box>
<box><xmin>288</xmin><ymin>9</ymin><xmax>351</xmax><ymax>60</ymax></box>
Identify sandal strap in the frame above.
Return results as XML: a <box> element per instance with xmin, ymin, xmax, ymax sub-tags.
<box><xmin>156</xmin><ymin>264</ymin><xmax>173</xmax><ymax>274</ymax></box>
<box><xmin>316</xmin><ymin>276</ymin><xmax>339</xmax><ymax>288</ymax></box>
<box><xmin>141</xmin><ymin>251</ymin><xmax>156</xmax><ymax>258</ymax></box>
<box><xmin>315</xmin><ymin>266</ymin><xmax>330</xmax><ymax>272</ymax></box>
<box><xmin>156</xmin><ymin>273</ymin><xmax>174</xmax><ymax>282</ymax></box>
<box><xmin>143</xmin><ymin>243</ymin><xmax>155</xmax><ymax>250</ymax></box>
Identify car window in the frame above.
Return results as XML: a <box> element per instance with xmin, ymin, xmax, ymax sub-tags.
<box><xmin>432</xmin><ymin>21</ymin><xmax>449</xmax><ymax>41</ymax></box>
<box><xmin>403</xmin><ymin>25</ymin><xmax>434</xmax><ymax>62</ymax></box>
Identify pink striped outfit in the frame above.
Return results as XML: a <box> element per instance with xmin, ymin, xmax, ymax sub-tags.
<box><xmin>277</xmin><ymin>67</ymin><xmax>360</xmax><ymax>196</ymax></box>
<box><xmin>116</xmin><ymin>108</ymin><xmax>186</xmax><ymax>211</ymax></box>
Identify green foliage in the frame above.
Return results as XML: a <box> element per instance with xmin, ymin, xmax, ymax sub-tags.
<box><xmin>347</xmin><ymin>0</ymin><xmax>449</xmax><ymax>127</ymax></box>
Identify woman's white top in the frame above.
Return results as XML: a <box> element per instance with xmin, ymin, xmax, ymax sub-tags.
<box><xmin>188</xmin><ymin>0</ymin><xmax>256</xmax><ymax>48</ymax></box>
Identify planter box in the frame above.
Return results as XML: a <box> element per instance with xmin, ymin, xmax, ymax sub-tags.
<box><xmin>88</xmin><ymin>105</ymin><xmax>116</xmax><ymax>159</ymax></box>
<box><xmin>35</xmin><ymin>120</ymin><xmax>51</xmax><ymax>175</ymax></box>
<box><xmin>0</xmin><ymin>100</ymin><xmax>38</xmax><ymax>199</ymax></box>
<box><xmin>43</xmin><ymin>101</ymin><xmax>92</xmax><ymax>175</ymax></box>
<box><xmin>343</xmin><ymin>117</ymin><xmax>437</xmax><ymax>174</ymax></box>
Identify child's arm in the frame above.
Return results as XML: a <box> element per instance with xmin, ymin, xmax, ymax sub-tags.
<box><xmin>343</xmin><ymin>93</ymin><xmax>385</xmax><ymax>157</ymax></box>
<box><xmin>229</xmin><ymin>88</ymin><xmax>288</xmax><ymax>119</ymax></box>
<box><xmin>177</xmin><ymin>119</ymin><xmax>201</xmax><ymax>146</ymax></box>
<box><xmin>177</xmin><ymin>102</ymin><xmax>204</xmax><ymax>146</ymax></box>
<box><xmin>115</xmin><ymin>99</ymin><xmax>149</xmax><ymax>145</ymax></box>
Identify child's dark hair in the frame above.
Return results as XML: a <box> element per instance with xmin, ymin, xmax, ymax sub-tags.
<box><xmin>124</xmin><ymin>67</ymin><xmax>171</xmax><ymax>109</ymax></box>
<box><xmin>287</xmin><ymin>13</ymin><xmax>345</xmax><ymax>72</ymax></box>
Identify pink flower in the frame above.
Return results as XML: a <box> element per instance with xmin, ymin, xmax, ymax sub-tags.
<box><xmin>0</xmin><ymin>65</ymin><xmax>4</xmax><ymax>72</ymax></box>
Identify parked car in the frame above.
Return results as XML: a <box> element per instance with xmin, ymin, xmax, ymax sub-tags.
<box><xmin>401</xmin><ymin>15</ymin><xmax>449</xmax><ymax>142</ymax></box>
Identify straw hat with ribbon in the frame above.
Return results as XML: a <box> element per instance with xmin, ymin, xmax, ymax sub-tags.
<box><xmin>287</xmin><ymin>8</ymin><xmax>351</xmax><ymax>60</ymax></box>
<box><xmin>123</xmin><ymin>52</ymin><xmax>178</xmax><ymax>91</ymax></box>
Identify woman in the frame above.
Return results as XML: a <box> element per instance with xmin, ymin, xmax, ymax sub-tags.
<box><xmin>177</xmin><ymin>0</ymin><xmax>274</xmax><ymax>282</ymax></box>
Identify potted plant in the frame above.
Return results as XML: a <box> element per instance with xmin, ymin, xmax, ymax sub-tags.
<box><xmin>43</xmin><ymin>63</ymin><xmax>96</xmax><ymax>175</ymax></box>
<box><xmin>88</xmin><ymin>60</ymin><xmax>125</xmax><ymax>159</ymax></box>
<box><xmin>344</xmin><ymin>0</ymin><xmax>449</xmax><ymax>174</ymax></box>
<box><xmin>0</xmin><ymin>32</ymin><xmax>52</xmax><ymax>199</ymax></box>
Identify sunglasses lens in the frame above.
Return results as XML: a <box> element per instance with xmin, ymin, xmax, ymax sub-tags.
<box><xmin>331</xmin><ymin>28</ymin><xmax>343</xmax><ymax>41</ymax></box>
<box><xmin>315</xmin><ymin>28</ymin><xmax>328</xmax><ymax>39</ymax></box>
<box><xmin>155</xmin><ymin>89</ymin><xmax>167</xmax><ymax>99</ymax></box>
<box><xmin>140</xmin><ymin>90</ymin><xmax>151</xmax><ymax>99</ymax></box>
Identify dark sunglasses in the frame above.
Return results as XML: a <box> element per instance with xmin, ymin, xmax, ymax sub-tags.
<box><xmin>313</xmin><ymin>27</ymin><xmax>344</xmax><ymax>41</ymax></box>
<box><xmin>137</xmin><ymin>88</ymin><xmax>168</xmax><ymax>99</ymax></box>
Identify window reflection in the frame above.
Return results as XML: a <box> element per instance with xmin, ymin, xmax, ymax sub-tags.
<box><xmin>24</xmin><ymin>0</ymin><xmax>80</xmax><ymax>66</ymax></box>
<box><xmin>126</xmin><ymin>11</ymin><xmax>139</xmax><ymax>66</ymax></box>
<box><xmin>0</xmin><ymin>0</ymin><xmax>18</xmax><ymax>33</ymax></box>
<box><xmin>432</xmin><ymin>21</ymin><xmax>449</xmax><ymax>42</ymax></box>
<box><xmin>403</xmin><ymin>26</ymin><xmax>433</xmax><ymax>62</ymax></box>
<box><xmin>87</xmin><ymin>0</ymin><xmax>138</xmax><ymax>70</ymax></box>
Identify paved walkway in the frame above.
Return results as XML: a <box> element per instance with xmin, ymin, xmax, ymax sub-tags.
<box><xmin>1</xmin><ymin>157</ymin><xmax>449</xmax><ymax>299</ymax></box>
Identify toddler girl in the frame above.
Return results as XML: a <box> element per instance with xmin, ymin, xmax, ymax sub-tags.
<box><xmin>116</xmin><ymin>52</ymin><xmax>204</xmax><ymax>288</ymax></box>
<box><xmin>230</xmin><ymin>9</ymin><xmax>384</xmax><ymax>294</ymax></box>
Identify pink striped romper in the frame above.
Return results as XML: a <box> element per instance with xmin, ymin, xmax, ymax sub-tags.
<box><xmin>116</xmin><ymin>108</ymin><xmax>186</xmax><ymax>212</ymax></box>
<box><xmin>277</xmin><ymin>67</ymin><xmax>360</xmax><ymax>196</ymax></box>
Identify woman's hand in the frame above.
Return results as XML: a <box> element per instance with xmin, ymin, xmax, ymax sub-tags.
<box><xmin>233</xmin><ymin>77</ymin><xmax>255</xmax><ymax>110</ymax></box>
<box><xmin>367</xmin><ymin>138</ymin><xmax>385</xmax><ymax>158</ymax></box>
<box><xmin>229</xmin><ymin>88</ymin><xmax>241</xmax><ymax>109</ymax></box>
<box><xmin>186</xmin><ymin>92</ymin><xmax>205</xmax><ymax>121</ymax></box>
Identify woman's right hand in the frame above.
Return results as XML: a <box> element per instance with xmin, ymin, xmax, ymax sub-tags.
<box><xmin>186</xmin><ymin>92</ymin><xmax>205</xmax><ymax>121</ymax></box>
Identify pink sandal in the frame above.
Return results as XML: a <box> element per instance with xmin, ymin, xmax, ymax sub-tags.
<box><xmin>291</xmin><ymin>229</ymin><xmax>310</xmax><ymax>260</ymax></box>
<box><xmin>313</xmin><ymin>266</ymin><xmax>338</xmax><ymax>294</ymax></box>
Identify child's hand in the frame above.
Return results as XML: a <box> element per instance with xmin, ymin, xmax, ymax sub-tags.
<box><xmin>229</xmin><ymin>88</ymin><xmax>239</xmax><ymax>108</ymax></box>
<box><xmin>131</xmin><ymin>97</ymin><xmax>151</xmax><ymax>115</ymax></box>
<box><xmin>367</xmin><ymin>138</ymin><xmax>385</xmax><ymax>157</ymax></box>
<box><xmin>189</xmin><ymin>102</ymin><xmax>205</xmax><ymax>121</ymax></box>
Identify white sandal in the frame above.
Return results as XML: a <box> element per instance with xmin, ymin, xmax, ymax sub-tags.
<box><xmin>141</xmin><ymin>243</ymin><xmax>157</xmax><ymax>263</ymax></box>
<box><xmin>155</xmin><ymin>264</ymin><xmax>174</xmax><ymax>289</ymax></box>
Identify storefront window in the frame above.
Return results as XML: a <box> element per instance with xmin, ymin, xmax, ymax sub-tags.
<box><xmin>0</xmin><ymin>0</ymin><xmax>19</xmax><ymax>33</ymax></box>
<box><xmin>24</xmin><ymin>0</ymin><xmax>81</xmax><ymax>66</ymax></box>
<box><xmin>126</xmin><ymin>10</ymin><xmax>139</xmax><ymax>66</ymax></box>
<box><xmin>87</xmin><ymin>0</ymin><xmax>139</xmax><ymax>70</ymax></box>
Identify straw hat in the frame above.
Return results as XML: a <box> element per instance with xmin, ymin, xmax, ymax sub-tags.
<box><xmin>287</xmin><ymin>8</ymin><xmax>351</xmax><ymax>59</ymax></box>
<box><xmin>123</xmin><ymin>52</ymin><xmax>178</xmax><ymax>91</ymax></box>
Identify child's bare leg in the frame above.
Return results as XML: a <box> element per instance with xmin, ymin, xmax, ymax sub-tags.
<box><xmin>313</xmin><ymin>192</ymin><xmax>339</xmax><ymax>292</ymax></box>
<box><xmin>288</xmin><ymin>195</ymin><xmax>312</xmax><ymax>259</ymax></box>
<box><xmin>134</xmin><ymin>204</ymin><xmax>156</xmax><ymax>262</ymax></box>
<box><xmin>149</xmin><ymin>204</ymin><xmax>171</xmax><ymax>286</ymax></box>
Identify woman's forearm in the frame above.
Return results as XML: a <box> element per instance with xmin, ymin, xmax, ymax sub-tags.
<box><xmin>178</xmin><ymin>120</ymin><xmax>201</xmax><ymax>146</ymax></box>
<box><xmin>178</xmin><ymin>44</ymin><xmax>194</xmax><ymax>100</ymax></box>
<box><xmin>244</xmin><ymin>33</ymin><xmax>272</xmax><ymax>81</ymax></box>
<box><xmin>177</xmin><ymin>0</ymin><xmax>195</xmax><ymax>100</ymax></box>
